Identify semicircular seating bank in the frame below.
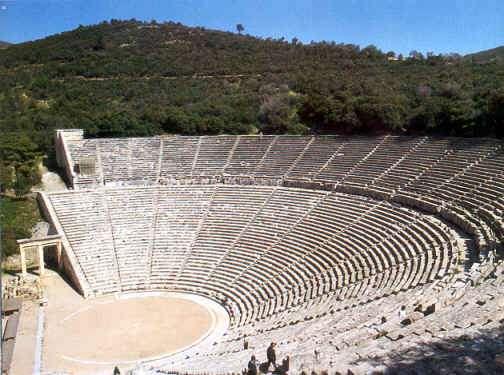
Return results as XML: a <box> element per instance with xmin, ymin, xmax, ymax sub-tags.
<box><xmin>39</xmin><ymin>130</ymin><xmax>503</xmax><ymax>373</ymax></box>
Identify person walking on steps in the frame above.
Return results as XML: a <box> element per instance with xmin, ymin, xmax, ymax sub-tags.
<box><xmin>267</xmin><ymin>342</ymin><xmax>277</xmax><ymax>371</ymax></box>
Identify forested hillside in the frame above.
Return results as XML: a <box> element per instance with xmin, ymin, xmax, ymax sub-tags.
<box><xmin>1</xmin><ymin>19</ymin><xmax>504</xmax><ymax>196</ymax></box>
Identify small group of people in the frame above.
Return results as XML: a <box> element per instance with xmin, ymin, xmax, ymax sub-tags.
<box><xmin>247</xmin><ymin>342</ymin><xmax>289</xmax><ymax>374</ymax></box>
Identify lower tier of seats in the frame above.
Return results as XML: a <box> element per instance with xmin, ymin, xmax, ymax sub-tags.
<box><xmin>46</xmin><ymin>185</ymin><xmax>464</xmax><ymax>328</ymax></box>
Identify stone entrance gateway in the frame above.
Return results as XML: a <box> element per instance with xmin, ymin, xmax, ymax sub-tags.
<box><xmin>18</xmin><ymin>234</ymin><xmax>62</xmax><ymax>277</ymax></box>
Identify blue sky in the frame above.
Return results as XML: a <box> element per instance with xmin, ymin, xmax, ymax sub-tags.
<box><xmin>0</xmin><ymin>0</ymin><xmax>502</xmax><ymax>55</ymax></box>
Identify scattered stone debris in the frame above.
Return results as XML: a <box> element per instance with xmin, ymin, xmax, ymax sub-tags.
<box><xmin>2</xmin><ymin>276</ymin><xmax>43</xmax><ymax>300</ymax></box>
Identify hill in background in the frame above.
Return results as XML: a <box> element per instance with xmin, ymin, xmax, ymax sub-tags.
<box><xmin>0</xmin><ymin>19</ymin><xmax>503</xmax><ymax>196</ymax></box>
<box><xmin>0</xmin><ymin>41</ymin><xmax>11</xmax><ymax>49</ymax></box>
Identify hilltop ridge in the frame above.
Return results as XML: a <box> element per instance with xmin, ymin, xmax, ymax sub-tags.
<box><xmin>0</xmin><ymin>19</ymin><xmax>402</xmax><ymax>77</ymax></box>
<box><xmin>465</xmin><ymin>46</ymin><xmax>504</xmax><ymax>64</ymax></box>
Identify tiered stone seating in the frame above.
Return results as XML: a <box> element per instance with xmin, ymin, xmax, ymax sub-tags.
<box><xmin>48</xmin><ymin>191</ymin><xmax>121</xmax><ymax>294</ymax></box>
<box><xmin>156</xmin><ymin>259</ymin><xmax>504</xmax><ymax>375</ymax></box>
<box><xmin>315</xmin><ymin>136</ymin><xmax>386</xmax><ymax>183</ymax></box>
<box><xmin>184</xmin><ymin>186</ymin><xmax>274</xmax><ymax>280</ymax></box>
<box><xmin>63</xmin><ymin>135</ymin><xmax>504</xmax><ymax>250</ymax></box>
<box><xmin>253</xmin><ymin>136</ymin><xmax>312</xmax><ymax>177</ymax></box>
<box><xmin>370</xmin><ymin>137</ymin><xmax>453</xmax><ymax>193</ymax></box>
<box><xmin>66</xmin><ymin>139</ymin><xmax>102</xmax><ymax>187</ymax></box>
<box><xmin>159</xmin><ymin>136</ymin><xmax>199</xmax><ymax>181</ymax></box>
<box><xmin>286</xmin><ymin>136</ymin><xmax>342</xmax><ymax>180</ymax></box>
<box><xmin>52</xmin><ymin>130</ymin><xmax>504</xmax><ymax>374</ymax></box>
<box><xmin>97</xmin><ymin>138</ymin><xmax>130</xmax><ymax>184</ymax></box>
<box><xmin>67</xmin><ymin>139</ymin><xmax>98</xmax><ymax>168</ymax></box>
<box><xmin>47</xmin><ymin>186</ymin><xmax>459</xmax><ymax>325</ymax></box>
<box><xmin>128</xmin><ymin>137</ymin><xmax>162</xmax><ymax>183</ymax></box>
<box><xmin>150</xmin><ymin>186</ymin><xmax>215</xmax><ymax>288</ymax></box>
<box><xmin>105</xmin><ymin>188</ymin><xmax>155</xmax><ymax>290</ymax></box>
<box><xmin>223</xmin><ymin>136</ymin><xmax>276</xmax><ymax>176</ymax></box>
<box><xmin>192</xmin><ymin>136</ymin><xmax>237</xmax><ymax>177</ymax></box>
<box><xmin>399</xmin><ymin>138</ymin><xmax>500</xmax><ymax>200</ymax></box>
<box><xmin>343</xmin><ymin>136</ymin><xmax>424</xmax><ymax>188</ymax></box>
<box><xmin>390</xmin><ymin>139</ymin><xmax>504</xmax><ymax>250</ymax></box>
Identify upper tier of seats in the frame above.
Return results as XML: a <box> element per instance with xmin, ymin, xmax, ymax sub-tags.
<box><xmin>59</xmin><ymin>131</ymin><xmax>504</xmax><ymax>255</ymax></box>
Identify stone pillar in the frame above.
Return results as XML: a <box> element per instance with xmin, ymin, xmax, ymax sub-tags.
<box><xmin>56</xmin><ymin>241</ymin><xmax>63</xmax><ymax>271</ymax></box>
<box><xmin>38</xmin><ymin>245</ymin><xmax>45</xmax><ymax>276</ymax></box>
<box><xmin>20</xmin><ymin>245</ymin><xmax>27</xmax><ymax>276</ymax></box>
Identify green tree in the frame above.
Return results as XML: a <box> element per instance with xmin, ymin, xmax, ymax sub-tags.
<box><xmin>0</xmin><ymin>133</ymin><xmax>40</xmax><ymax>164</ymax></box>
<box><xmin>258</xmin><ymin>84</ymin><xmax>307</xmax><ymax>134</ymax></box>
<box><xmin>13</xmin><ymin>164</ymin><xmax>40</xmax><ymax>196</ymax></box>
<box><xmin>0</xmin><ymin>163</ymin><xmax>15</xmax><ymax>192</ymax></box>
<box><xmin>487</xmin><ymin>90</ymin><xmax>504</xmax><ymax>137</ymax></box>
